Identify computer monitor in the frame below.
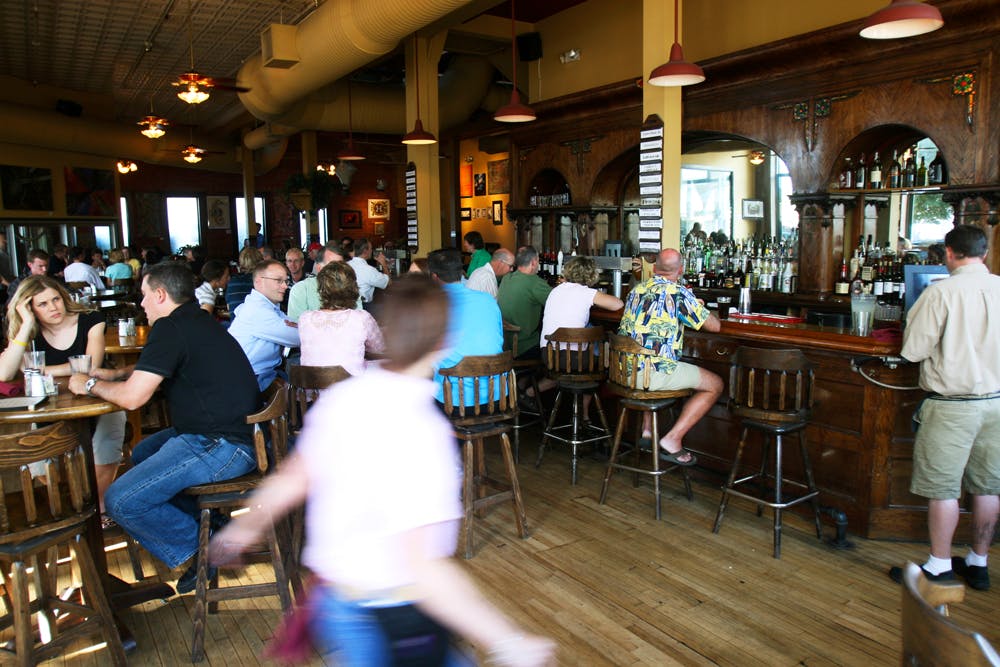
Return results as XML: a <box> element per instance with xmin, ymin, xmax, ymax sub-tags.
<box><xmin>904</xmin><ymin>264</ymin><xmax>949</xmax><ymax>312</ymax></box>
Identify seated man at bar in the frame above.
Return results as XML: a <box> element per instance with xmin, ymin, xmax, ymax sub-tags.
<box><xmin>228</xmin><ymin>259</ymin><xmax>300</xmax><ymax>390</ymax></box>
<box><xmin>467</xmin><ymin>247</ymin><xmax>515</xmax><ymax>299</ymax></box>
<box><xmin>287</xmin><ymin>242</ymin><xmax>346</xmax><ymax>322</ymax></box>
<box><xmin>618</xmin><ymin>248</ymin><xmax>723</xmax><ymax>466</ymax></box>
<box><xmin>348</xmin><ymin>238</ymin><xmax>390</xmax><ymax>309</ymax></box>
<box><xmin>889</xmin><ymin>224</ymin><xmax>1000</xmax><ymax>590</ymax></box>
<box><xmin>497</xmin><ymin>246</ymin><xmax>552</xmax><ymax>359</ymax></box>
<box><xmin>428</xmin><ymin>248</ymin><xmax>503</xmax><ymax>405</ymax></box>
<box><xmin>68</xmin><ymin>261</ymin><xmax>260</xmax><ymax>593</ymax></box>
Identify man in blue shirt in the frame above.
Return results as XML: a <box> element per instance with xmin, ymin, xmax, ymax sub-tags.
<box><xmin>428</xmin><ymin>248</ymin><xmax>503</xmax><ymax>405</ymax></box>
<box><xmin>228</xmin><ymin>259</ymin><xmax>300</xmax><ymax>390</ymax></box>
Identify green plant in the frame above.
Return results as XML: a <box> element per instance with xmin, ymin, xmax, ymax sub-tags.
<box><xmin>284</xmin><ymin>170</ymin><xmax>337</xmax><ymax>212</ymax></box>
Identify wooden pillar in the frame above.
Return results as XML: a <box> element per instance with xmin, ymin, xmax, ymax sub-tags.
<box><xmin>791</xmin><ymin>193</ymin><xmax>851</xmax><ymax>294</ymax></box>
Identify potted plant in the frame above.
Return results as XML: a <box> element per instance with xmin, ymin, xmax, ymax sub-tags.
<box><xmin>284</xmin><ymin>170</ymin><xmax>337</xmax><ymax>212</ymax></box>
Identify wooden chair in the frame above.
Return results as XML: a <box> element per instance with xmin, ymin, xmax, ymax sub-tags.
<box><xmin>503</xmin><ymin>321</ymin><xmax>546</xmax><ymax>462</ymax></box>
<box><xmin>599</xmin><ymin>334</ymin><xmax>693</xmax><ymax>519</ymax></box>
<box><xmin>712</xmin><ymin>346</ymin><xmax>822</xmax><ymax>558</ymax></box>
<box><xmin>439</xmin><ymin>352</ymin><xmax>529</xmax><ymax>559</ymax></box>
<box><xmin>287</xmin><ymin>364</ymin><xmax>352</xmax><ymax>435</ymax></box>
<box><xmin>901</xmin><ymin>562</ymin><xmax>1000</xmax><ymax>666</ymax></box>
<box><xmin>65</xmin><ymin>281</ymin><xmax>90</xmax><ymax>293</ymax></box>
<box><xmin>0</xmin><ymin>422</ymin><xmax>126</xmax><ymax>665</ymax></box>
<box><xmin>538</xmin><ymin>327</ymin><xmax>612</xmax><ymax>484</ymax></box>
<box><xmin>184</xmin><ymin>380</ymin><xmax>299</xmax><ymax>662</ymax></box>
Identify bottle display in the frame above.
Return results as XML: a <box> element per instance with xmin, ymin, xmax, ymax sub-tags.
<box><xmin>679</xmin><ymin>233</ymin><xmax>798</xmax><ymax>294</ymax></box>
<box><xmin>888</xmin><ymin>149</ymin><xmax>902</xmax><ymax>188</ymax></box>
<box><xmin>869</xmin><ymin>152</ymin><xmax>882</xmax><ymax>190</ymax></box>
<box><xmin>928</xmin><ymin>150</ymin><xmax>947</xmax><ymax>185</ymax></box>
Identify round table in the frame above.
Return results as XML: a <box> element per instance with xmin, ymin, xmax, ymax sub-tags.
<box><xmin>104</xmin><ymin>327</ymin><xmax>149</xmax><ymax>450</ymax></box>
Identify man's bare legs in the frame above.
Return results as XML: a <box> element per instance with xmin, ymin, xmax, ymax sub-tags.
<box><xmin>927</xmin><ymin>494</ymin><xmax>998</xmax><ymax>565</ymax></box>
<box><xmin>970</xmin><ymin>494</ymin><xmax>999</xmax><ymax>557</ymax></box>
<box><xmin>642</xmin><ymin>368</ymin><xmax>724</xmax><ymax>462</ymax></box>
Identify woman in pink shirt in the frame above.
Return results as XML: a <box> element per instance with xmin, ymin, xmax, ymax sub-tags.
<box><xmin>298</xmin><ymin>262</ymin><xmax>383</xmax><ymax>374</ymax></box>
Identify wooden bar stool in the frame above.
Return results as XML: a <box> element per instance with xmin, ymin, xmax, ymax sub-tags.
<box><xmin>439</xmin><ymin>352</ymin><xmax>530</xmax><ymax>559</ymax></box>
<box><xmin>538</xmin><ymin>327</ymin><xmax>612</xmax><ymax>484</ymax></box>
<box><xmin>185</xmin><ymin>380</ymin><xmax>300</xmax><ymax>662</ymax></box>
<box><xmin>712</xmin><ymin>347</ymin><xmax>823</xmax><ymax>558</ymax></box>
<box><xmin>600</xmin><ymin>334</ymin><xmax>694</xmax><ymax>519</ymax></box>
<box><xmin>503</xmin><ymin>321</ymin><xmax>546</xmax><ymax>462</ymax></box>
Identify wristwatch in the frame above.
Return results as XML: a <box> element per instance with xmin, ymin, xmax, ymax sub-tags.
<box><xmin>84</xmin><ymin>377</ymin><xmax>98</xmax><ymax>396</ymax></box>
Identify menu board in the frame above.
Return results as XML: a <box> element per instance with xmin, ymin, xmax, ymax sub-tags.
<box><xmin>405</xmin><ymin>162</ymin><xmax>418</xmax><ymax>250</ymax></box>
<box><xmin>638</xmin><ymin>114</ymin><xmax>664</xmax><ymax>253</ymax></box>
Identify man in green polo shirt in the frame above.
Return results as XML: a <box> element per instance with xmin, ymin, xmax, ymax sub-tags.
<box><xmin>497</xmin><ymin>245</ymin><xmax>552</xmax><ymax>359</ymax></box>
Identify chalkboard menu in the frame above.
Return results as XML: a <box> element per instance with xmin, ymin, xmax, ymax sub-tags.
<box><xmin>638</xmin><ymin>114</ymin><xmax>664</xmax><ymax>253</ymax></box>
<box><xmin>405</xmin><ymin>162</ymin><xmax>418</xmax><ymax>250</ymax></box>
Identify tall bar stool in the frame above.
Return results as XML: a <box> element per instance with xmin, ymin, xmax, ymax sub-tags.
<box><xmin>439</xmin><ymin>352</ymin><xmax>530</xmax><ymax>559</ymax></box>
<box><xmin>599</xmin><ymin>334</ymin><xmax>693</xmax><ymax>519</ymax></box>
<box><xmin>503</xmin><ymin>321</ymin><xmax>546</xmax><ymax>462</ymax></box>
<box><xmin>538</xmin><ymin>327</ymin><xmax>612</xmax><ymax>484</ymax></box>
<box><xmin>185</xmin><ymin>380</ymin><xmax>300</xmax><ymax>662</ymax></box>
<box><xmin>712</xmin><ymin>346</ymin><xmax>823</xmax><ymax>558</ymax></box>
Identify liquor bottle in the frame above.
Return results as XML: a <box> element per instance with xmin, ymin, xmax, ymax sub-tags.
<box><xmin>840</xmin><ymin>158</ymin><xmax>854</xmax><ymax>189</ymax></box>
<box><xmin>529</xmin><ymin>186</ymin><xmax>539</xmax><ymax>207</ymax></box>
<box><xmin>888</xmin><ymin>149</ymin><xmax>902</xmax><ymax>188</ymax></box>
<box><xmin>869</xmin><ymin>151</ymin><xmax>882</xmax><ymax>189</ymax></box>
<box><xmin>855</xmin><ymin>153</ymin><xmax>867</xmax><ymax>190</ymax></box>
<box><xmin>743</xmin><ymin>258</ymin><xmax>753</xmax><ymax>289</ymax></box>
<box><xmin>849</xmin><ymin>264</ymin><xmax>865</xmax><ymax>296</ymax></box>
<box><xmin>917</xmin><ymin>156</ymin><xmax>928</xmax><ymax>187</ymax></box>
<box><xmin>835</xmin><ymin>260</ymin><xmax>850</xmax><ymax>295</ymax></box>
<box><xmin>733</xmin><ymin>261</ymin><xmax>744</xmax><ymax>289</ymax></box>
<box><xmin>928</xmin><ymin>150</ymin><xmax>947</xmax><ymax>185</ymax></box>
<box><xmin>903</xmin><ymin>147</ymin><xmax>917</xmax><ymax>187</ymax></box>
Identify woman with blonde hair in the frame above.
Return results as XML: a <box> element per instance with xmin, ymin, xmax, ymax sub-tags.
<box><xmin>0</xmin><ymin>275</ymin><xmax>126</xmax><ymax>512</ymax></box>
<box><xmin>104</xmin><ymin>248</ymin><xmax>133</xmax><ymax>280</ymax></box>
<box><xmin>225</xmin><ymin>246</ymin><xmax>263</xmax><ymax>313</ymax></box>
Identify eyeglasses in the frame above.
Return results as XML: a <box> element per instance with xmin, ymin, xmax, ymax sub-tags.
<box><xmin>260</xmin><ymin>276</ymin><xmax>288</xmax><ymax>284</ymax></box>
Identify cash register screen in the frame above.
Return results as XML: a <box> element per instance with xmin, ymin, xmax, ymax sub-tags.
<box><xmin>904</xmin><ymin>264</ymin><xmax>949</xmax><ymax>313</ymax></box>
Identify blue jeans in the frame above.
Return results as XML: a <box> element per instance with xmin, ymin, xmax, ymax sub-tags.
<box><xmin>104</xmin><ymin>428</ymin><xmax>256</xmax><ymax>569</ymax></box>
<box><xmin>311</xmin><ymin>585</ymin><xmax>473</xmax><ymax>666</ymax></box>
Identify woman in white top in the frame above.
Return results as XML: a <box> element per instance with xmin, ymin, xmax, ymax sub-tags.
<box><xmin>210</xmin><ymin>275</ymin><xmax>554</xmax><ymax>666</ymax></box>
<box><xmin>194</xmin><ymin>260</ymin><xmax>230</xmax><ymax>317</ymax></box>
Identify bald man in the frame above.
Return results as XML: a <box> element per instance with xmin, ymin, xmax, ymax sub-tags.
<box><xmin>467</xmin><ymin>247</ymin><xmax>515</xmax><ymax>298</ymax></box>
<box><xmin>618</xmin><ymin>248</ymin><xmax>723</xmax><ymax>466</ymax></box>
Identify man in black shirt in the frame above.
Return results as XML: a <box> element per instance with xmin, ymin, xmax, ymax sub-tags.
<box><xmin>70</xmin><ymin>261</ymin><xmax>259</xmax><ymax>592</ymax></box>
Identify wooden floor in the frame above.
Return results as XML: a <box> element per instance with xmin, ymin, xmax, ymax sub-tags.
<box><xmin>17</xmin><ymin>423</ymin><xmax>1000</xmax><ymax>665</ymax></box>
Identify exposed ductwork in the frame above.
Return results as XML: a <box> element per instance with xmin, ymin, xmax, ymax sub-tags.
<box><xmin>237</xmin><ymin>0</ymin><xmax>475</xmax><ymax>122</ymax></box>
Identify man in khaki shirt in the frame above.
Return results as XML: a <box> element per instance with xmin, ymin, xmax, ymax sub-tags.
<box><xmin>890</xmin><ymin>225</ymin><xmax>1000</xmax><ymax>591</ymax></box>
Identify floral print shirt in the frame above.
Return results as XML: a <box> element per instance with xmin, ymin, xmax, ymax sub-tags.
<box><xmin>618</xmin><ymin>275</ymin><xmax>710</xmax><ymax>374</ymax></box>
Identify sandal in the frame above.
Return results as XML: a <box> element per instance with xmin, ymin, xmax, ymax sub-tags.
<box><xmin>659</xmin><ymin>448</ymin><xmax>698</xmax><ymax>467</ymax></box>
<box><xmin>101</xmin><ymin>514</ymin><xmax>118</xmax><ymax>530</ymax></box>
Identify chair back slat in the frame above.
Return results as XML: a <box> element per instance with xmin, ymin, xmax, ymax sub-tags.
<box><xmin>439</xmin><ymin>352</ymin><xmax>517</xmax><ymax>426</ymax></box>
<box><xmin>248</xmin><ymin>379</ymin><xmax>289</xmax><ymax>473</ymax></box>
<box><xmin>502</xmin><ymin>321</ymin><xmax>520</xmax><ymax>355</ymax></box>
<box><xmin>287</xmin><ymin>365</ymin><xmax>351</xmax><ymax>433</ymax></box>
<box><xmin>544</xmin><ymin>327</ymin><xmax>606</xmax><ymax>382</ymax></box>
<box><xmin>729</xmin><ymin>347</ymin><xmax>814</xmax><ymax>424</ymax></box>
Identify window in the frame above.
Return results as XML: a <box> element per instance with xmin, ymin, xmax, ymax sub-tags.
<box><xmin>773</xmin><ymin>158</ymin><xmax>798</xmax><ymax>240</ymax></box>
<box><xmin>234</xmin><ymin>196</ymin><xmax>265</xmax><ymax>247</ymax></box>
<box><xmin>681</xmin><ymin>167</ymin><xmax>733</xmax><ymax>240</ymax></box>
<box><xmin>165</xmin><ymin>197</ymin><xmax>201</xmax><ymax>253</ymax></box>
<box><xmin>904</xmin><ymin>192</ymin><xmax>953</xmax><ymax>245</ymax></box>
<box><xmin>120</xmin><ymin>197</ymin><xmax>130</xmax><ymax>247</ymax></box>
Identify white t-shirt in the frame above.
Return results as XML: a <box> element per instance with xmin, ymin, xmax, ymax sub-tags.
<box><xmin>63</xmin><ymin>262</ymin><xmax>105</xmax><ymax>293</ymax></box>
<box><xmin>348</xmin><ymin>257</ymin><xmax>389</xmax><ymax>303</ymax></box>
<box><xmin>298</xmin><ymin>367</ymin><xmax>462</xmax><ymax>591</ymax></box>
<box><xmin>194</xmin><ymin>281</ymin><xmax>216</xmax><ymax>307</ymax></box>
<box><xmin>540</xmin><ymin>281</ymin><xmax>597</xmax><ymax>349</ymax></box>
<box><xmin>467</xmin><ymin>262</ymin><xmax>498</xmax><ymax>298</ymax></box>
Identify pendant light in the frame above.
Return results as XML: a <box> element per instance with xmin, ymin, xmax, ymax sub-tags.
<box><xmin>648</xmin><ymin>0</ymin><xmax>704</xmax><ymax>87</ymax></box>
<box><xmin>402</xmin><ymin>38</ymin><xmax>437</xmax><ymax>146</ymax></box>
<box><xmin>116</xmin><ymin>160</ymin><xmax>138</xmax><ymax>174</ymax></box>
<box><xmin>859</xmin><ymin>0</ymin><xmax>943</xmax><ymax>39</ymax></box>
<box><xmin>138</xmin><ymin>100</ymin><xmax>169</xmax><ymax>139</ymax></box>
<box><xmin>337</xmin><ymin>80</ymin><xmax>366</xmax><ymax>160</ymax></box>
<box><xmin>494</xmin><ymin>0</ymin><xmax>536</xmax><ymax>123</ymax></box>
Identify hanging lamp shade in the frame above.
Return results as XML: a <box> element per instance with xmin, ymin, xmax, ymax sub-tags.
<box><xmin>494</xmin><ymin>0</ymin><xmax>535</xmax><ymax>123</ymax></box>
<box><xmin>860</xmin><ymin>0</ymin><xmax>943</xmax><ymax>39</ymax></box>
<box><xmin>138</xmin><ymin>115</ymin><xmax>168</xmax><ymax>139</ymax></box>
<box><xmin>648</xmin><ymin>0</ymin><xmax>704</xmax><ymax>87</ymax></box>
<box><xmin>337</xmin><ymin>138</ymin><xmax>366</xmax><ymax>161</ymax></box>
<box><xmin>402</xmin><ymin>118</ymin><xmax>437</xmax><ymax>145</ymax></box>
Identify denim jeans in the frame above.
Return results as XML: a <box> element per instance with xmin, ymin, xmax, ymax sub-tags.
<box><xmin>311</xmin><ymin>585</ymin><xmax>473</xmax><ymax>666</ymax></box>
<box><xmin>104</xmin><ymin>427</ymin><xmax>256</xmax><ymax>569</ymax></box>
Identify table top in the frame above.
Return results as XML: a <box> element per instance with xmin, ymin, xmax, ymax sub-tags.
<box><xmin>0</xmin><ymin>379</ymin><xmax>119</xmax><ymax>424</ymax></box>
<box><xmin>105</xmin><ymin>327</ymin><xmax>149</xmax><ymax>354</ymax></box>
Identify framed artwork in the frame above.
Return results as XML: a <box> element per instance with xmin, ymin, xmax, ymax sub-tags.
<box><xmin>206</xmin><ymin>195</ymin><xmax>230</xmax><ymax>229</ymax></box>
<box><xmin>64</xmin><ymin>167</ymin><xmax>115</xmax><ymax>216</ymax></box>
<box><xmin>459</xmin><ymin>164</ymin><xmax>474</xmax><ymax>198</ymax></box>
<box><xmin>473</xmin><ymin>173</ymin><xmax>486</xmax><ymax>197</ymax></box>
<box><xmin>368</xmin><ymin>198</ymin><xmax>390</xmax><ymax>219</ymax></box>
<box><xmin>742</xmin><ymin>199</ymin><xmax>765</xmax><ymax>219</ymax></box>
<box><xmin>373</xmin><ymin>222</ymin><xmax>385</xmax><ymax>236</ymax></box>
<box><xmin>459</xmin><ymin>207</ymin><xmax>472</xmax><ymax>221</ymax></box>
<box><xmin>492</xmin><ymin>200</ymin><xmax>504</xmax><ymax>225</ymax></box>
<box><xmin>487</xmin><ymin>159</ymin><xmax>509</xmax><ymax>195</ymax></box>
<box><xmin>0</xmin><ymin>166</ymin><xmax>53</xmax><ymax>211</ymax></box>
<box><xmin>339</xmin><ymin>209</ymin><xmax>362</xmax><ymax>229</ymax></box>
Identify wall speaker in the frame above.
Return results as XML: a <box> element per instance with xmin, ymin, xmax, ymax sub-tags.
<box><xmin>56</xmin><ymin>99</ymin><xmax>83</xmax><ymax>117</ymax></box>
<box><xmin>516</xmin><ymin>32</ymin><xmax>542</xmax><ymax>62</ymax></box>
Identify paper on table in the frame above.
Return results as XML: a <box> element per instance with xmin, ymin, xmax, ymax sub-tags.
<box><xmin>0</xmin><ymin>396</ymin><xmax>47</xmax><ymax>411</ymax></box>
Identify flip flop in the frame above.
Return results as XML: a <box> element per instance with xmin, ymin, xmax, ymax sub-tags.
<box><xmin>637</xmin><ymin>436</ymin><xmax>653</xmax><ymax>450</ymax></box>
<box><xmin>659</xmin><ymin>448</ymin><xmax>698</xmax><ymax>467</ymax></box>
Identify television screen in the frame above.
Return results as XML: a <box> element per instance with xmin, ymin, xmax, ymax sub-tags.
<box><xmin>904</xmin><ymin>264</ymin><xmax>949</xmax><ymax>312</ymax></box>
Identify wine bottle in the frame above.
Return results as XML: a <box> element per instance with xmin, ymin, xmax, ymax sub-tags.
<box><xmin>888</xmin><ymin>149</ymin><xmax>902</xmax><ymax>188</ymax></box>
<box><xmin>903</xmin><ymin>147</ymin><xmax>917</xmax><ymax>188</ymax></box>
<box><xmin>917</xmin><ymin>156</ymin><xmax>928</xmax><ymax>187</ymax></box>
<box><xmin>835</xmin><ymin>260</ymin><xmax>850</xmax><ymax>295</ymax></box>
<box><xmin>840</xmin><ymin>158</ymin><xmax>854</xmax><ymax>189</ymax></box>
<box><xmin>868</xmin><ymin>152</ymin><xmax>882</xmax><ymax>189</ymax></box>
<box><xmin>928</xmin><ymin>151</ymin><xmax>947</xmax><ymax>185</ymax></box>
<box><xmin>855</xmin><ymin>153</ymin><xmax>867</xmax><ymax>190</ymax></box>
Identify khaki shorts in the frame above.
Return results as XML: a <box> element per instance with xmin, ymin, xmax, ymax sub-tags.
<box><xmin>910</xmin><ymin>397</ymin><xmax>1000</xmax><ymax>499</ymax></box>
<box><xmin>645</xmin><ymin>361</ymin><xmax>703</xmax><ymax>392</ymax></box>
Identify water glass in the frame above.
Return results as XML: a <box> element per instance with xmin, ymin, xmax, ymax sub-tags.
<box><xmin>23</xmin><ymin>350</ymin><xmax>45</xmax><ymax>373</ymax></box>
<box><xmin>851</xmin><ymin>294</ymin><xmax>877</xmax><ymax>336</ymax></box>
<box><xmin>69</xmin><ymin>354</ymin><xmax>92</xmax><ymax>374</ymax></box>
<box><xmin>716</xmin><ymin>295</ymin><xmax>732</xmax><ymax>320</ymax></box>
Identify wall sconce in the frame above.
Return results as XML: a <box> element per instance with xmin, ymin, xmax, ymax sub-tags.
<box><xmin>559</xmin><ymin>49</ymin><xmax>581</xmax><ymax>64</ymax></box>
<box><xmin>464</xmin><ymin>155</ymin><xmax>474</xmax><ymax>163</ymax></box>
<box><xmin>316</xmin><ymin>163</ymin><xmax>336</xmax><ymax>176</ymax></box>
<box><xmin>116</xmin><ymin>160</ymin><xmax>138</xmax><ymax>174</ymax></box>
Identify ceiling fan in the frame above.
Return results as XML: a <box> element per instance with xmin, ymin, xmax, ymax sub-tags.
<box><xmin>179</xmin><ymin>143</ymin><xmax>226</xmax><ymax>163</ymax></box>
<box><xmin>730</xmin><ymin>149</ymin><xmax>769</xmax><ymax>165</ymax></box>
<box><xmin>172</xmin><ymin>0</ymin><xmax>250</xmax><ymax>104</ymax></box>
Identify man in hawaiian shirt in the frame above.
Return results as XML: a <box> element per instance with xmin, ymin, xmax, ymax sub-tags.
<box><xmin>618</xmin><ymin>248</ymin><xmax>722</xmax><ymax>465</ymax></box>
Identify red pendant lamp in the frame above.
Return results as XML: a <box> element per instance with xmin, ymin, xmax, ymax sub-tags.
<box><xmin>494</xmin><ymin>0</ymin><xmax>536</xmax><ymax>123</ymax></box>
<box><xmin>402</xmin><ymin>38</ymin><xmax>437</xmax><ymax>146</ymax></box>
<box><xmin>859</xmin><ymin>0</ymin><xmax>943</xmax><ymax>39</ymax></box>
<box><xmin>648</xmin><ymin>0</ymin><xmax>704</xmax><ymax>87</ymax></box>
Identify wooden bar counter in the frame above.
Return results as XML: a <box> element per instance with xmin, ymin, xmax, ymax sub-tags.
<box><xmin>593</xmin><ymin>310</ymin><xmax>934</xmax><ymax>541</ymax></box>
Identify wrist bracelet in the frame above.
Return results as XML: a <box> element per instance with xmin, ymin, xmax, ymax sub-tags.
<box><xmin>10</xmin><ymin>338</ymin><xmax>27</xmax><ymax>348</ymax></box>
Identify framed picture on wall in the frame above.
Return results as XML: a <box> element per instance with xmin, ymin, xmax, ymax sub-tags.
<box><xmin>742</xmin><ymin>199</ymin><xmax>764</xmax><ymax>219</ymax></box>
<box><xmin>368</xmin><ymin>198</ymin><xmax>390</xmax><ymax>219</ymax></box>
<box><xmin>339</xmin><ymin>209</ymin><xmax>362</xmax><ymax>229</ymax></box>
<box><xmin>206</xmin><ymin>195</ymin><xmax>230</xmax><ymax>229</ymax></box>
<box><xmin>487</xmin><ymin>159</ymin><xmax>509</xmax><ymax>194</ymax></box>
<box><xmin>459</xmin><ymin>207</ymin><xmax>472</xmax><ymax>221</ymax></box>
<box><xmin>492</xmin><ymin>200</ymin><xmax>504</xmax><ymax>225</ymax></box>
<box><xmin>473</xmin><ymin>173</ymin><xmax>486</xmax><ymax>197</ymax></box>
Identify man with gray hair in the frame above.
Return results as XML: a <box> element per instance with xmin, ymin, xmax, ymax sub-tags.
<box><xmin>467</xmin><ymin>247</ymin><xmax>515</xmax><ymax>298</ymax></box>
<box><xmin>348</xmin><ymin>237</ymin><xmax>390</xmax><ymax>308</ymax></box>
<box><xmin>287</xmin><ymin>242</ymin><xmax>347</xmax><ymax>322</ymax></box>
<box><xmin>497</xmin><ymin>246</ymin><xmax>552</xmax><ymax>359</ymax></box>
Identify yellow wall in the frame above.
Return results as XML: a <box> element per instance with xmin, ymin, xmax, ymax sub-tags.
<box><xmin>682</xmin><ymin>151</ymin><xmax>756</xmax><ymax>239</ymax></box>
<box><xmin>457</xmin><ymin>138</ymin><xmax>515</xmax><ymax>250</ymax></box>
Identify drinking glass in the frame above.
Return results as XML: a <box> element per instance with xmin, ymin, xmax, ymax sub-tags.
<box><xmin>69</xmin><ymin>354</ymin><xmax>92</xmax><ymax>374</ymax></box>
<box><xmin>23</xmin><ymin>350</ymin><xmax>45</xmax><ymax>373</ymax></box>
<box><xmin>716</xmin><ymin>295</ymin><xmax>732</xmax><ymax>320</ymax></box>
<box><xmin>851</xmin><ymin>294</ymin><xmax>877</xmax><ymax>336</ymax></box>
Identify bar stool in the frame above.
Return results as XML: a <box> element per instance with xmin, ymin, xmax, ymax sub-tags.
<box><xmin>503</xmin><ymin>321</ymin><xmax>546</xmax><ymax>462</ymax></box>
<box><xmin>712</xmin><ymin>346</ymin><xmax>823</xmax><ymax>558</ymax></box>
<box><xmin>439</xmin><ymin>352</ymin><xmax>529</xmax><ymax>559</ymax></box>
<box><xmin>538</xmin><ymin>327</ymin><xmax>612</xmax><ymax>484</ymax></box>
<box><xmin>599</xmin><ymin>334</ymin><xmax>694</xmax><ymax>519</ymax></box>
<box><xmin>185</xmin><ymin>380</ymin><xmax>300</xmax><ymax>662</ymax></box>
